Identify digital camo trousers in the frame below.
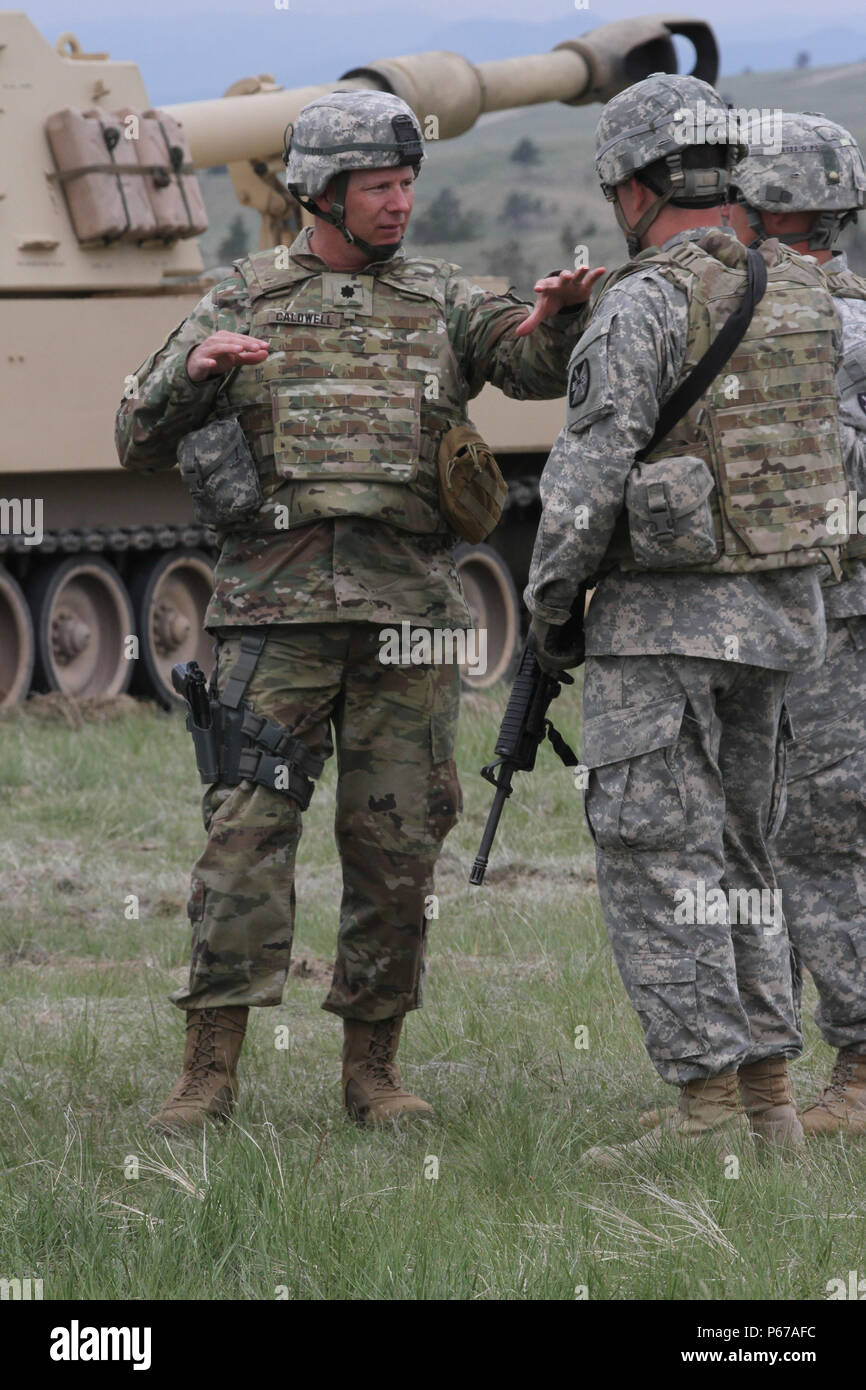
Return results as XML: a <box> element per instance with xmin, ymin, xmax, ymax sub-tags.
<box><xmin>170</xmin><ymin>624</ymin><xmax>461</xmax><ymax>1019</ymax></box>
<box><xmin>581</xmin><ymin>654</ymin><xmax>800</xmax><ymax>1086</ymax></box>
<box><xmin>771</xmin><ymin>615</ymin><xmax>866</xmax><ymax>1053</ymax></box>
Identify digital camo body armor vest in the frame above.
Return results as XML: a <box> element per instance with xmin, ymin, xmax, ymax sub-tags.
<box><xmin>824</xmin><ymin>259</ymin><xmax>866</xmax><ymax>564</ymax></box>
<box><xmin>601</xmin><ymin>231</ymin><xmax>848</xmax><ymax>576</ymax></box>
<box><xmin>223</xmin><ymin>248</ymin><xmax>468</xmax><ymax>537</ymax></box>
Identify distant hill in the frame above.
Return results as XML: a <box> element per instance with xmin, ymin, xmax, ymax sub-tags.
<box><xmin>719</xmin><ymin>26</ymin><xmax>866</xmax><ymax>74</ymax></box>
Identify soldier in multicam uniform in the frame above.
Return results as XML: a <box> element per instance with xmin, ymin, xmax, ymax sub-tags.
<box><xmin>116</xmin><ymin>90</ymin><xmax>601</xmax><ymax>1132</ymax></box>
<box><xmin>525</xmin><ymin>73</ymin><xmax>861</xmax><ymax>1167</ymax></box>
<box><xmin>727</xmin><ymin>113</ymin><xmax>866</xmax><ymax>1135</ymax></box>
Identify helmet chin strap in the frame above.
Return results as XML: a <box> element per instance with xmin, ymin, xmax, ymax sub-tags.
<box><xmin>739</xmin><ymin>197</ymin><xmax>856</xmax><ymax>252</ymax></box>
<box><xmin>613</xmin><ymin>187</ymin><xmax>677</xmax><ymax>258</ymax></box>
<box><xmin>289</xmin><ymin>169</ymin><xmax>408</xmax><ymax>264</ymax></box>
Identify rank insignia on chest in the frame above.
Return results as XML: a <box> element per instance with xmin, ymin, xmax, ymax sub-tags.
<box><xmin>321</xmin><ymin>272</ymin><xmax>374</xmax><ymax>318</ymax></box>
<box><xmin>569</xmin><ymin>359</ymin><xmax>590</xmax><ymax>409</ymax></box>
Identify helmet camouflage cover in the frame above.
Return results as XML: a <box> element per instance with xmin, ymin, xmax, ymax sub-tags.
<box><xmin>595</xmin><ymin>73</ymin><xmax>744</xmax><ymax>256</ymax></box>
<box><xmin>731</xmin><ymin>111</ymin><xmax>866</xmax><ymax>249</ymax></box>
<box><xmin>284</xmin><ymin>89</ymin><xmax>424</xmax><ymax>201</ymax></box>
<box><xmin>595</xmin><ymin>72</ymin><xmax>744</xmax><ymax>195</ymax></box>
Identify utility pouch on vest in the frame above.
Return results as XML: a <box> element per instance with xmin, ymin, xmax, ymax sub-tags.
<box><xmin>617</xmin><ymin>246</ymin><xmax>769</xmax><ymax>572</ymax></box>
<box><xmin>437</xmin><ymin>424</ymin><xmax>507</xmax><ymax>543</ymax></box>
<box><xmin>171</xmin><ymin>637</ymin><xmax>325</xmax><ymax>810</ymax></box>
<box><xmin>176</xmin><ymin>416</ymin><xmax>264</xmax><ymax>530</ymax></box>
<box><xmin>625</xmin><ymin>455</ymin><xmax>719</xmax><ymax>567</ymax></box>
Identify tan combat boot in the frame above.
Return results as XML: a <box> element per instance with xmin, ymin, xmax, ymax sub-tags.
<box><xmin>738</xmin><ymin>1056</ymin><xmax>804</xmax><ymax>1150</ymax></box>
<box><xmin>580</xmin><ymin>1071</ymin><xmax>747</xmax><ymax>1170</ymax></box>
<box><xmin>342</xmin><ymin>1016</ymin><xmax>433</xmax><ymax>1125</ymax></box>
<box><xmin>800</xmin><ymin>1048</ymin><xmax>866</xmax><ymax>1135</ymax></box>
<box><xmin>150</xmin><ymin>1006</ymin><xmax>249</xmax><ymax>1133</ymax></box>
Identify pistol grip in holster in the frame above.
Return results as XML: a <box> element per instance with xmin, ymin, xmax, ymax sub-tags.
<box><xmin>183</xmin><ymin>698</ymin><xmax>322</xmax><ymax>811</ymax></box>
<box><xmin>176</xmin><ymin>629</ymin><xmax>324</xmax><ymax>810</ymax></box>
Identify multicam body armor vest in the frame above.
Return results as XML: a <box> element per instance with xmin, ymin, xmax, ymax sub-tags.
<box><xmin>824</xmin><ymin>260</ymin><xmax>866</xmax><ymax>563</ymax></box>
<box><xmin>223</xmin><ymin>248</ymin><xmax>467</xmax><ymax>536</ymax></box>
<box><xmin>601</xmin><ymin>231</ymin><xmax>848</xmax><ymax>575</ymax></box>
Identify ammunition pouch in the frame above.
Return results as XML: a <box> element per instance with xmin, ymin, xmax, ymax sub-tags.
<box><xmin>625</xmin><ymin>455</ymin><xmax>720</xmax><ymax>568</ymax></box>
<box><xmin>437</xmin><ymin>424</ymin><xmax>507</xmax><ymax>543</ymax></box>
<box><xmin>179</xmin><ymin>631</ymin><xmax>324</xmax><ymax>809</ymax></box>
<box><xmin>177</xmin><ymin>416</ymin><xmax>264</xmax><ymax>530</ymax></box>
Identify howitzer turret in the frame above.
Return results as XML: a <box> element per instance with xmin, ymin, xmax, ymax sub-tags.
<box><xmin>0</xmin><ymin>10</ymin><xmax>718</xmax><ymax>706</ymax></box>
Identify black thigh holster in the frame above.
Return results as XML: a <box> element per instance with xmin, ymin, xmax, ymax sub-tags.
<box><xmin>180</xmin><ymin>631</ymin><xmax>324</xmax><ymax>811</ymax></box>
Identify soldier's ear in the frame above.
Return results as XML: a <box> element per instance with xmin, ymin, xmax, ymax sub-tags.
<box><xmin>630</xmin><ymin>176</ymin><xmax>658</xmax><ymax>218</ymax></box>
<box><xmin>314</xmin><ymin>179</ymin><xmax>336</xmax><ymax>214</ymax></box>
<box><xmin>615</xmin><ymin>177</ymin><xmax>644</xmax><ymax>222</ymax></box>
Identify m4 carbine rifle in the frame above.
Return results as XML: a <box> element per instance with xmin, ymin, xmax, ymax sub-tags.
<box><xmin>469</xmin><ymin>587</ymin><xmax>586</xmax><ymax>885</ymax></box>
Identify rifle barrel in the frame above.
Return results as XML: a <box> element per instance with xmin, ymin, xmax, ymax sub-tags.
<box><xmin>469</xmin><ymin>778</ymin><xmax>512</xmax><ymax>885</ymax></box>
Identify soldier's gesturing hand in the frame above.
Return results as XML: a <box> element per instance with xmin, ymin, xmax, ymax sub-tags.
<box><xmin>514</xmin><ymin>266</ymin><xmax>606</xmax><ymax>337</ymax></box>
<box><xmin>186</xmin><ymin>332</ymin><xmax>270</xmax><ymax>382</ymax></box>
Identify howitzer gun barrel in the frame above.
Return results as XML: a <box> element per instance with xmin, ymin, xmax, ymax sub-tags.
<box><xmin>162</xmin><ymin>14</ymin><xmax>718</xmax><ymax>168</ymax></box>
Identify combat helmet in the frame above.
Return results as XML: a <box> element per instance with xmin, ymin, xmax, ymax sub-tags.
<box><xmin>595</xmin><ymin>73</ymin><xmax>745</xmax><ymax>256</ymax></box>
<box><xmin>731</xmin><ymin>111</ymin><xmax>866</xmax><ymax>251</ymax></box>
<box><xmin>283</xmin><ymin>89</ymin><xmax>424</xmax><ymax>261</ymax></box>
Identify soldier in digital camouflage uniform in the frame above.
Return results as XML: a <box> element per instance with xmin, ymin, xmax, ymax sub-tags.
<box><xmin>115</xmin><ymin>90</ymin><xmax>601</xmax><ymax>1131</ymax></box>
<box><xmin>727</xmin><ymin>114</ymin><xmax>866</xmax><ymax>1135</ymax></box>
<box><xmin>525</xmin><ymin>73</ymin><xmax>863</xmax><ymax>1168</ymax></box>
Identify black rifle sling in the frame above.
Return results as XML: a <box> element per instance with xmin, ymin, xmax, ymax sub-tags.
<box><xmin>636</xmin><ymin>246</ymin><xmax>768</xmax><ymax>462</ymax></box>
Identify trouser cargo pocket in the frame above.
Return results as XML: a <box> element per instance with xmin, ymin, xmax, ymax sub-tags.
<box><xmin>581</xmin><ymin>694</ymin><xmax>688</xmax><ymax>851</ymax></box>
<box><xmin>629</xmin><ymin>952</ymin><xmax>707</xmax><ymax>1061</ymax></box>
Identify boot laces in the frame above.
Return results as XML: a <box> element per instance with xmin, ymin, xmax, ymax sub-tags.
<box><xmin>368</xmin><ymin>1019</ymin><xmax>400</xmax><ymax>1090</ymax></box>
<box><xmin>824</xmin><ymin>1052</ymin><xmax>857</xmax><ymax>1102</ymax></box>
<box><xmin>177</xmin><ymin>1010</ymin><xmax>221</xmax><ymax>1100</ymax></box>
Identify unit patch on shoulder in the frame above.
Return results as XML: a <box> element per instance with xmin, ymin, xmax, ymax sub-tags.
<box><xmin>568</xmin><ymin>359</ymin><xmax>590</xmax><ymax>409</ymax></box>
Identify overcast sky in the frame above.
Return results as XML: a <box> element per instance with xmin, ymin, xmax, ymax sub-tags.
<box><xmin>21</xmin><ymin>0</ymin><xmax>866</xmax><ymax>17</ymax></box>
<box><xmin>17</xmin><ymin>1</ymin><xmax>866</xmax><ymax>104</ymax></box>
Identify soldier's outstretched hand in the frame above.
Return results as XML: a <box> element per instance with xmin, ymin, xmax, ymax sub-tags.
<box><xmin>514</xmin><ymin>266</ymin><xmax>606</xmax><ymax>337</ymax></box>
<box><xmin>186</xmin><ymin>331</ymin><xmax>270</xmax><ymax>382</ymax></box>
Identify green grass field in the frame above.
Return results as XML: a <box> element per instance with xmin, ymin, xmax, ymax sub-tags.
<box><xmin>1</xmin><ymin>688</ymin><xmax>864</xmax><ymax>1301</ymax></box>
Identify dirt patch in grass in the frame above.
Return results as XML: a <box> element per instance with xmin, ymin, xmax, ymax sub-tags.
<box><xmin>289</xmin><ymin>956</ymin><xmax>334</xmax><ymax>984</ymax></box>
<box><xmin>434</xmin><ymin>953</ymin><xmax>556</xmax><ymax>983</ymax></box>
<box><xmin>2</xmin><ymin>693</ymin><xmax>142</xmax><ymax>727</ymax></box>
<box><xmin>1</xmin><ymin>946</ymin><xmax>148</xmax><ymax>970</ymax></box>
<box><xmin>482</xmin><ymin>861</ymin><xmax>596</xmax><ymax>888</ymax></box>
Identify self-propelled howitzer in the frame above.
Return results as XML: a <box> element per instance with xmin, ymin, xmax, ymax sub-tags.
<box><xmin>0</xmin><ymin>10</ymin><xmax>718</xmax><ymax>705</ymax></box>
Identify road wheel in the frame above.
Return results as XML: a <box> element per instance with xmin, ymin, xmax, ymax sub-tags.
<box><xmin>454</xmin><ymin>542</ymin><xmax>521</xmax><ymax>690</ymax></box>
<box><xmin>27</xmin><ymin>556</ymin><xmax>134</xmax><ymax>698</ymax></box>
<box><xmin>0</xmin><ymin>567</ymin><xmax>35</xmax><ymax>705</ymax></box>
<box><xmin>128</xmin><ymin>549</ymin><xmax>215</xmax><ymax>708</ymax></box>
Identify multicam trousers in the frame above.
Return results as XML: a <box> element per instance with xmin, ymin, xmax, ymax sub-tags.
<box><xmin>772</xmin><ymin>616</ymin><xmax>866</xmax><ymax>1053</ymax></box>
<box><xmin>581</xmin><ymin>653</ymin><xmax>800</xmax><ymax>1086</ymax></box>
<box><xmin>170</xmin><ymin>623</ymin><xmax>461</xmax><ymax>1019</ymax></box>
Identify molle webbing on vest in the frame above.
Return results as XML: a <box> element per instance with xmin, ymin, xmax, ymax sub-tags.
<box><xmin>603</xmin><ymin>233</ymin><xmax>848</xmax><ymax>575</ymax></box>
<box><xmin>222</xmin><ymin>251</ymin><xmax>466</xmax><ymax>536</ymax></box>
